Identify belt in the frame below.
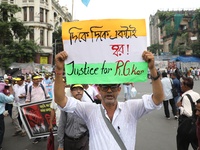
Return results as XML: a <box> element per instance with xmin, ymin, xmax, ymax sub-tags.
<box><xmin>65</xmin><ymin>131</ymin><xmax>89</xmax><ymax>141</ymax></box>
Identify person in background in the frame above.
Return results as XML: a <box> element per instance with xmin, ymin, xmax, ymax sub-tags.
<box><xmin>57</xmin><ymin>84</ymin><xmax>89</xmax><ymax>150</ymax></box>
<box><xmin>176</xmin><ymin>77</ymin><xmax>200</xmax><ymax>150</ymax></box>
<box><xmin>171</xmin><ymin>73</ymin><xmax>182</xmax><ymax>116</ymax></box>
<box><xmin>49</xmin><ymin>78</ymin><xmax>70</xmax><ymax>131</ymax></box>
<box><xmin>42</xmin><ymin>73</ymin><xmax>53</xmax><ymax>98</ymax></box>
<box><xmin>123</xmin><ymin>82</ymin><xmax>134</xmax><ymax>101</ymax></box>
<box><xmin>0</xmin><ymin>83</ymin><xmax>14</xmax><ymax>150</ymax></box>
<box><xmin>161</xmin><ymin>72</ymin><xmax>178</xmax><ymax>119</ymax></box>
<box><xmin>195</xmin><ymin>99</ymin><xmax>200</xmax><ymax>150</ymax></box>
<box><xmin>12</xmin><ymin>76</ymin><xmax>26</xmax><ymax>137</ymax></box>
<box><xmin>81</xmin><ymin>84</ymin><xmax>102</xmax><ymax>103</ymax></box>
<box><xmin>92</xmin><ymin>84</ymin><xmax>101</xmax><ymax>104</ymax></box>
<box><xmin>25</xmin><ymin>74</ymin><xmax>49</xmax><ymax>144</ymax></box>
<box><xmin>4</xmin><ymin>79</ymin><xmax>13</xmax><ymax>118</ymax></box>
<box><xmin>54</xmin><ymin>50</ymin><xmax>164</xmax><ymax>150</ymax></box>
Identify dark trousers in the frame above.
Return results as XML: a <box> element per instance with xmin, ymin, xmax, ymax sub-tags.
<box><xmin>177</xmin><ymin>115</ymin><xmax>198</xmax><ymax>150</ymax></box>
<box><xmin>0</xmin><ymin>114</ymin><xmax>5</xmax><ymax>147</ymax></box>
<box><xmin>163</xmin><ymin>98</ymin><xmax>177</xmax><ymax>118</ymax></box>
<box><xmin>5</xmin><ymin>103</ymin><xmax>12</xmax><ymax>118</ymax></box>
<box><xmin>64</xmin><ymin>133</ymin><xmax>89</xmax><ymax>150</ymax></box>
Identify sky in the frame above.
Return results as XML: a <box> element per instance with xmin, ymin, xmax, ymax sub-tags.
<box><xmin>58</xmin><ymin>0</ymin><xmax>200</xmax><ymax>46</ymax></box>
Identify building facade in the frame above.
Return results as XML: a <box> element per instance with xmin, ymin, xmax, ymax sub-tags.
<box><xmin>0</xmin><ymin>0</ymin><xmax>72</xmax><ymax>65</ymax></box>
<box><xmin>149</xmin><ymin>10</ymin><xmax>199</xmax><ymax>55</ymax></box>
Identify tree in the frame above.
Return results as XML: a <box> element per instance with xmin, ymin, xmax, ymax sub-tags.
<box><xmin>190</xmin><ymin>41</ymin><xmax>200</xmax><ymax>56</ymax></box>
<box><xmin>7</xmin><ymin>40</ymin><xmax>41</xmax><ymax>63</ymax></box>
<box><xmin>52</xmin><ymin>26</ymin><xmax>63</xmax><ymax>66</ymax></box>
<box><xmin>52</xmin><ymin>26</ymin><xmax>63</xmax><ymax>53</ymax></box>
<box><xmin>0</xmin><ymin>3</ymin><xmax>41</xmax><ymax>71</ymax></box>
<box><xmin>172</xmin><ymin>45</ymin><xmax>191</xmax><ymax>55</ymax></box>
<box><xmin>148</xmin><ymin>43</ymin><xmax>163</xmax><ymax>55</ymax></box>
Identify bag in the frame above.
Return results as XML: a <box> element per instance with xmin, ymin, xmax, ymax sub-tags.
<box><xmin>130</xmin><ymin>87</ymin><xmax>137</xmax><ymax>98</ymax></box>
<box><xmin>177</xmin><ymin>115</ymin><xmax>196</xmax><ymax>137</ymax></box>
<box><xmin>94</xmin><ymin>99</ymin><xmax>101</xmax><ymax>104</ymax></box>
<box><xmin>170</xmin><ymin>80</ymin><xmax>178</xmax><ymax>97</ymax></box>
<box><xmin>84</xmin><ymin>90</ymin><xmax>101</xmax><ymax>104</ymax></box>
<box><xmin>47</xmin><ymin>130</ymin><xmax>54</xmax><ymax>150</ymax></box>
<box><xmin>178</xmin><ymin>94</ymin><xmax>197</xmax><ymax>137</ymax></box>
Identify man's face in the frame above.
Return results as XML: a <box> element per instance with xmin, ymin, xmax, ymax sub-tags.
<box><xmin>98</xmin><ymin>84</ymin><xmax>121</xmax><ymax>105</ymax></box>
<box><xmin>17</xmin><ymin>80</ymin><xmax>23</xmax><ymax>86</ymax></box>
<box><xmin>196</xmin><ymin>103</ymin><xmax>200</xmax><ymax>118</ymax></box>
<box><xmin>71</xmin><ymin>87</ymin><xmax>84</xmax><ymax>100</ymax></box>
<box><xmin>180</xmin><ymin>80</ymin><xmax>187</xmax><ymax>93</ymax></box>
<box><xmin>32</xmin><ymin>78</ymin><xmax>40</xmax><ymax>85</ymax></box>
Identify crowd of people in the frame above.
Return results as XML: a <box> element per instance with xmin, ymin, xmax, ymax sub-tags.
<box><xmin>1</xmin><ymin>50</ymin><xmax>200</xmax><ymax>150</ymax></box>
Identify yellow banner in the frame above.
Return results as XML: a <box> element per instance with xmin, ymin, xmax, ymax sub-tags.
<box><xmin>62</xmin><ymin>19</ymin><xmax>146</xmax><ymax>41</ymax></box>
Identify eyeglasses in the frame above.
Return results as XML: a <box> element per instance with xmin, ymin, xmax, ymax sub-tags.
<box><xmin>99</xmin><ymin>85</ymin><xmax>120</xmax><ymax>92</ymax></box>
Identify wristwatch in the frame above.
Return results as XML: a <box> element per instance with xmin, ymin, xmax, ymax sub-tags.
<box><xmin>151</xmin><ymin>72</ymin><xmax>160</xmax><ymax>81</ymax></box>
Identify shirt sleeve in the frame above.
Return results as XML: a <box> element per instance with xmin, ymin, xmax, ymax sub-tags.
<box><xmin>0</xmin><ymin>93</ymin><xmax>14</xmax><ymax>103</ymax></box>
<box><xmin>58</xmin><ymin>96</ymin><xmax>78</xmax><ymax>113</ymax></box>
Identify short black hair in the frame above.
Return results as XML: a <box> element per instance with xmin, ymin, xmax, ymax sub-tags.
<box><xmin>162</xmin><ymin>72</ymin><xmax>167</xmax><ymax>77</ymax></box>
<box><xmin>182</xmin><ymin>77</ymin><xmax>194</xmax><ymax>89</ymax></box>
<box><xmin>17</xmin><ymin>76</ymin><xmax>25</xmax><ymax>81</ymax></box>
<box><xmin>196</xmin><ymin>99</ymin><xmax>200</xmax><ymax>104</ymax></box>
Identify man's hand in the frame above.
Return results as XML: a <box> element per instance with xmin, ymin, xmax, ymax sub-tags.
<box><xmin>142</xmin><ymin>51</ymin><xmax>155</xmax><ymax>70</ymax></box>
<box><xmin>176</xmin><ymin>101</ymin><xmax>182</xmax><ymax>107</ymax></box>
<box><xmin>55</xmin><ymin>51</ymin><xmax>68</xmax><ymax>71</ymax></box>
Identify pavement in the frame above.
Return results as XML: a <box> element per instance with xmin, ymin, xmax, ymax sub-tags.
<box><xmin>2</xmin><ymin>79</ymin><xmax>200</xmax><ymax>150</ymax></box>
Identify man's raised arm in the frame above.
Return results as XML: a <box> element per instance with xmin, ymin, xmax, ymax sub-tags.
<box><xmin>142</xmin><ymin>51</ymin><xmax>164</xmax><ymax>105</ymax></box>
<box><xmin>54</xmin><ymin>51</ymin><xmax>68</xmax><ymax>108</ymax></box>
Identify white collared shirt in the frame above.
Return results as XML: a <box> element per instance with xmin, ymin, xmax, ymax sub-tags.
<box><xmin>179</xmin><ymin>90</ymin><xmax>200</xmax><ymax>117</ymax></box>
<box><xmin>13</xmin><ymin>83</ymin><xmax>26</xmax><ymax>106</ymax></box>
<box><xmin>59</xmin><ymin>94</ymin><xmax>162</xmax><ymax>150</ymax></box>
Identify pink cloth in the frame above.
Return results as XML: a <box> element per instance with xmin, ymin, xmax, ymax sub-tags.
<box><xmin>0</xmin><ymin>83</ymin><xmax>6</xmax><ymax>93</ymax></box>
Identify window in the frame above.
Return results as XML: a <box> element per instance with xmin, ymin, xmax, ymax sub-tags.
<box><xmin>23</xmin><ymin>7</ymin><xmax>27</xmax><ymax>21</ymax></box>
<box><xmin>30</xmin><ymin>29</ymin><xmax>34</xmax><ymax>41</ymax></box>
<box><xmin>40</xmin><ymin>8</ymin><xmax>44</xmax><ymax>22</ymax></box>
<box><xmin>45</xmin><ymin>10</ymin><xmax>48</xmax><ymax>23</ymax></box>
<box><xmin>29</xmin><ymin>7</ymin><xmax>34</xmax><ymax>21</ymax></box>
<box><xmin>40</xmin><ymin>30</ymin><xmax>44</xmax><ymax>46</ymax></box>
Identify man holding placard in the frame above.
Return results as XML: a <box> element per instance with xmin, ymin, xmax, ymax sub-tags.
<box><xmin>54</xmin><ymin>49</ymin><xmax>164</xmax><ymax>150</ymax></box>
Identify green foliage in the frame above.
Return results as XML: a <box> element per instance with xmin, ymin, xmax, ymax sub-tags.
<box><xmin>0</xmin><ymin>44</ymin><xmax>13</xmax><ymax>69</ymax></box>
<box><xmin>0</xmin><ymin>3</ymin><xmax>41</xmax><ymax>70</ymax></box>
<box><xmin>148</xmin><ymin>43</ymin><xmax>163</xmax><ymax>55</ymax></box>
<box><xmin>157</xmin><ymin>11</ymin><xmax>175</xmax><ymax>28</ymax></box>
<box><xmin>7</xmin><ymin>40</ymin><xmax>41</xmax><ymax>63</ymax></box>
<box><xmin>173</xmin><ymin>45</ymin><xmax>191</xmax><ymax>55</ymax></box>
<box><xmin>52</xmin><ymin>26</ymin><xmax>63</xmax><ymax>52</ymax></box>
<box><xmin>165</xmin><ymin>24</ymin><xmax>175</xmax><ymax>36</ymax></box>
<box><xmin>190</xmin><ymin>42</ymin><xmax>200</xmax><ymax>56</ymax></box>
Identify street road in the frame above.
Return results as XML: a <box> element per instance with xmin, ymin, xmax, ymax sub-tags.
<box><xmin>2</xmin><ymin>79</ymin><xmax>200</xmax><ymax>150</ymax></box>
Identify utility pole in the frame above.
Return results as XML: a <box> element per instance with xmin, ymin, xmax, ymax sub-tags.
<box><xmin>52</xmin><ymin>39</ymin><xmax>58</xmax><ymax>67</ymax></box>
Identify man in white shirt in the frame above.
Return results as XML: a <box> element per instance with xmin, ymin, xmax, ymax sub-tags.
<box><xmin>53</xmin><ymin>51</ymin><xmax>164</xmax><ymax>150</ymax></box>
<box><xmin>176</xmin><ymin>77</ymin><xmax>200</xmax><ymax>150</ymax></box>
<box><xmin>161</xmin><ymin>72</ymin><xmax>177</xmax><ymax>119</ymax></box>
<box><xmin>25</xmin><ymin>74</ymin><xmax>49</xmax><ymax>144</ymax></box>
<box><xmin>12</xmin><ymin>76</ymin><xmax>26</xmax><ymax>137</ymax></box>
